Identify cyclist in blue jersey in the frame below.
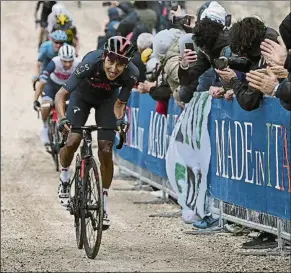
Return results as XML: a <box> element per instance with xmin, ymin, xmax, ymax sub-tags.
<box><xmin>55</xmin><ymin>36</ymin><xmax>139</xmax><ymax>228</ymax></box>
<box><xmin>32</xmin><ymin>30</ymin><xmax>67</xmax><ymax>84</ymax></box>
<box><xmin>33</xmin><ymin>44</ymin><xmax>80</xmax><ymax>146</ymax></box>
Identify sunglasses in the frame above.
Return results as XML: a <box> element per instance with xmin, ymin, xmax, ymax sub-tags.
<box><xmin>106</xmin><ymin>51</ymin><xmax>130</xmax><ymax>65</ymax></box>
<box><xmin>54</xmin><ymin>40</ymin><xmax>64</xmax><ymax>45</ymax></box>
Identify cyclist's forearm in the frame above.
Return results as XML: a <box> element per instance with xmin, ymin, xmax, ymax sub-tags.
<box><xmin>55</xmin><ymin>87</ymin><xmax>70</xmax><ymax>120</ymax></box>
<box><xmin>34</xmin><ymin>81</ymin><xmax>45</xmax><ymax>101</ymax></box>
<box><xmin>114</xmin><ymin>99</ymin><xmax>127</xmax><ymax>119</ymax></box>
<box><xmin>36</xmin><ymin>61</ymin><xmax>42</xmax><ymax>76</ymax></box>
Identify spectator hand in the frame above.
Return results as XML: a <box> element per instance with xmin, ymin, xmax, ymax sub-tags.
<box><xmin>224</xmin><ymin>90</ymin><xmax>234</xmax><ymax>101</ymax></box>
<box><xmin>138</xmin><ymin>81</ymin><xmax>156</xmax><ymax>94</ymax></box>
<box><xmin>111</xmin><ymin>1</ymin><xmax>119</xmax><ymax>7</ymax></box>
<box><xmin>215</xmin><ymin>68</ymin><xmax>237</xmax><ymax>83</ymax></box>
<box><xmin>209</xmin><ymin>86</ymin><xmax>225</xmax><ymax>98</ymax></box>
<box><xmin>260</xmin><ymin>36</ymin><xmax>287</xmax><ymax>67</ymax></box>
<box><xmin>180</xmin><ymin>49</ymin><xmax>197</xmax><ymax>69</ymax></box>
<box><xmin>269</xmin><ymin>66</ymin><xmax>288</xmax><ymax>78</ymax></box>
<box><xmin>246</xmin><ymin>67</ymin><xmax>279</xmax><ymax>96</ymax></box>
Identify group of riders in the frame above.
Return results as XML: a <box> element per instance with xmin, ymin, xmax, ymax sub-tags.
<box><xmin>32</xmin><ymin>1</ymin><xmax>138</xmax><ymax>229</ymax></box>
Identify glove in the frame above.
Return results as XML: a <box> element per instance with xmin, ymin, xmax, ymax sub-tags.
<box><xmin>33</xmin><ymin>100</ymin><xmax>41</xmax><ymax>111</ymax></box>
<box><xmin>180</xmin><ymin>86</ymin><xmax>194</xmax><ymax>103</ymax></box>
<box><xmin>58</xmin><ymin>117</ymin><xmax>71</xmax><ymax>134</ymax></box>
<box><xmin>116</xmin><ymin>118</ymin><xmax>129</xmax><ymax>133</ymax></box>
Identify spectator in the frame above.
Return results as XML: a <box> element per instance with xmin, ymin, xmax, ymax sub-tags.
<box><xmin>216</xmin><ymin>17</ymin><xmax>280</xmax><ymax>111</ymax></box>
<box><xmin>117</xmin><ymin>1</ymin><xmax>157</xmax><ymax>35</ymax></box>
<box><xmin>178</xmin><ymin>1</ymin><xmax>231</xmax><ymax>103</ymax></box>
<box><xmin>246</xmin><ymin>13</ymin><xmax>291</xmax><ymax>111</ymax></box>
<box><xmin>131</xmin><ymin>33</ymin><xmax>153</xmax><ymax>83</ymax></box>
<box><xmin>97</xmin><ymin>7</ymin><xmax>121</xmax><ymax>50</ymax></box>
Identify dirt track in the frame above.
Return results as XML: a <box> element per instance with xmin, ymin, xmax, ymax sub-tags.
<box><xmin>1</xmin><ymin>1</ymin><xmax>290</xmax><ymax>272</ymax></box>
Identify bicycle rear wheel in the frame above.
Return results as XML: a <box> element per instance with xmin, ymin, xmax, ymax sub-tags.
<box><xmin>81</xmin><ymin>157</ymin><xmax>103</xmax><ymax>259</ymax></box>
<box><xmin>74</xmin><ymin>154</ymin><xmax>83</xmax><ymax>249</ymax></box>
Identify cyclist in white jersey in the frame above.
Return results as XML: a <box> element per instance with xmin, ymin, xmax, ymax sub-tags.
<box><xmin>33</xmin><ymin>44</ymin><xmax>81</xmax><ymax>145</ymax></box>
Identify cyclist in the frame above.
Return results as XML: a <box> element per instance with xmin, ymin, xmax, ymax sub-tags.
<box><xmin>33</xmin><ymin>44</ymin><xmax>80</xmax><ymax>146</ymax></box>
<box><xmin>32</xmin><ymin>30</ymin><xmax>68</xmax><ymax>85</ymax></box>
<box><xmin>46</xmin><ymin>3</ymin><xmax>71</xmax><ymax>33</ymax></box>
<box><xmin>34</xmin><ymin>1</ymin><xmax>57</xmax><ymax>49</ymax></box>
<box><xmin>55</xmin><ymin>36</ymin><xmax>138</xmax><ymax>228</ymax></box>
<box><xmin>52</xmin><ymin>13</ymin><xmax>80</xmax><ymax>56</ymax></box>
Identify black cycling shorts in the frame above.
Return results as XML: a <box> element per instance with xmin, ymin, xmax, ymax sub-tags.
<box><xmin>42</xmin><ymin>79</ymin><xmax>62</xmax><ymax>102</ymax></box>
<box><xmin>66</xmin><ymin>91</ymin><xmax>117</xmax><ymax>142</ymax></box>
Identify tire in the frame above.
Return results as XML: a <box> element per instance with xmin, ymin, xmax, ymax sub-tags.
<box><xmin>74</xmin><ymin>154</ymin><xmax>83</xmax><ymax>249</ymax></box>
<box><xmin>47</xmin><ymin>116</ymin><xmax>56</xmax><ymax>162</ymax></box>
<box><xmin>81</xmin><ymin>157</ymin><xmax>103</xmax><ymax>259</ymax></box>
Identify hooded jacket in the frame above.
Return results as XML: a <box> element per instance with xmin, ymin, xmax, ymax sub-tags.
<box><xmin>229</xmin><ymin>27</ymin><xmax>279</xmax><ymax>111</ymax></box>
<box><xmin>178</xmin><ymin>29</ymin><xmax>229</xmax><ymax>102</ymax></box>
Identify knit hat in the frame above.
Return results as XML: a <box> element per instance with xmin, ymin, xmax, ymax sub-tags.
<box><xmin>137</xmin><ymin>33</ymin><xmax>153</xmax><ymax>51</ymax></box>
<box><xmin>200</xmin><ymin>1</ymin><xmax>228</xmax><ymax>26</ymax></box>
<box><xmin>108</xmin><ymin>7</ymin><xmax>119</xmax><ymax>21</ymax></box>
<box><xmin>152</xmin><ymin>29</ymin><xmax>176</xmax><ymax>60</ymax></box>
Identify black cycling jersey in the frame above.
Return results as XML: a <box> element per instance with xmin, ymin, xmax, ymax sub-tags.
<box><xmin>64</xmin><ymin>50</ymin><xmax>139</xmax><ymax>142</ymax></box>
<box><xmin>36</xmin><ymin>1</ymin><xmax>56</xmax><ymax>23</ymax></box>
<box><xmin>63</xmin><ymin>50</ymin><xmax>139</xmax><ymax>102</ymax></box>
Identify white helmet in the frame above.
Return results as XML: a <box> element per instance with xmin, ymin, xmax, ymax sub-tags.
<box><xmin>59</xmin><ymin>44</ymin><xmax>76</xmax><ymax>61</ymax></box>
<box><xmin>52</xmin><ymin>3</ymin><xmax>66</xmax><ymax>16</ymax></box>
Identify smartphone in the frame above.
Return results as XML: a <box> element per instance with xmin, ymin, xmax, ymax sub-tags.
<box><xmin>172</xmin><ymin>15</ymin><xmax>191</xmax><ymax>26</ymax></box>
<box><xmin>102</xmin><ymin>1</ymin><xmax>112</xmax><ymax>7</ymax></box>
<box><xmin>185</xmin><ymin>43</ymin><xmax>195</xmax><ymax>51</ymax></box>
<box><xmin>214</xmin><ymin>57</ymin><xmax>228</xmax><ymax>70</ymax></box>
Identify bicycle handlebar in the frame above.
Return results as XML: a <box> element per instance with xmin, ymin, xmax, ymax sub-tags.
<box><xmin>58</xmin><ymin>126</ymin><xmax>126</xmax><ymax>150</ymax></box>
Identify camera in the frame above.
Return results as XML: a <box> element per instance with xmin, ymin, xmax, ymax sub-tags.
<box><xmin>214</xmin><ymin>56</ymin><xmax>253</xmax><ymax>73</ymax></box>
<box><xmin>172</xmin><ymin>15</ymin><xmax>191</xmax><ymax>26</ymax></box>
<box><xmin>102</xmin><ymin>1</ymin><xmax>112</xmax><ymax>7</ymax></box>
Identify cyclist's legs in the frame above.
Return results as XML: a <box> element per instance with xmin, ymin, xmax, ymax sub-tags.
<box><xmin>60</xmin><ymin>91</ymin><xmax>91</xmax><ymax>169</ymax></box>
<box><xmin>94</xmin><ymin>95</ymin><xmax>117</xmax><ymax>190</ymax></box>
<box><xmin>41</xmin><ymin>80</ymin><xmax>62</xmax><ymax>122</ymax></box>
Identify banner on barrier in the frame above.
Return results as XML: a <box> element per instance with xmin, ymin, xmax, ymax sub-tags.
<box><xmin>116</xmin><ymin>90</ymin><xmax>181</xmax><ymax>178</ymax></box>
<box><xmin>116</xmin><ymin>89</ymin><xmax>291</xmax><ymax>222</ymax></box>
<box><xmin>208</xmin><ymin>98</ymin><xmax>291</xmax><ymax>220</ymax></box>
<box><xmin>166</xmin><ymin>92</ymin><xmax>212</xmax><ymax>221</ymax></box>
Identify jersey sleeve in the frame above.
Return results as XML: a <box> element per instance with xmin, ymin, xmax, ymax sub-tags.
<box><xmin>39</xmin><ymin>60</ymin><xmax>55</xmax><ymax>82</ymax></box>
<box><xmin>62</xmin><ymin>51</ymin><xmax>97</xmax><ymax>93</ymax></box>
<box><xmin>118</xmin><ymin>62</ymin><xmax>139</xmax><ymax>102</ymax></box>
<box><xmin>37</xmin><ymin>44</ymin><xmax>47</xmax><ymax>62</ymax></box>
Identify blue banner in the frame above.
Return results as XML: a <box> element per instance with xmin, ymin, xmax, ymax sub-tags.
<box><xmin>115</xmin><ymin>90</ymin><xmax>181</xmax><ymax>178</ymax></box>
<box><xmin>208</xmin><ymin>98</ymin><xmax>291</xmax><ymax>220</ymax></box>
<box><xmin>115</xmin><ymin>91</ymin><xmax>291</xmax><ymax>221</ymax></box>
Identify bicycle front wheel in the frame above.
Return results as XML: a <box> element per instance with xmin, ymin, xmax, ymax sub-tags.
<box><xmin>81</xmin><ymin>157</ymin><xmax>103</xmax><ymax>259</ymax></box>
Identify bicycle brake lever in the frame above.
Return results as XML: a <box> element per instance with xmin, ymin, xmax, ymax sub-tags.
<box><xmin>116</xmin><ymin>132</ymin><xmax>125</xmax><ymax>150</ymax></box>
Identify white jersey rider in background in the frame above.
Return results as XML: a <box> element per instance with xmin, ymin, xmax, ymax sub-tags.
<box><xmin>47</xmin><ymin>2</ymin><xmax>75</xmax><ymax>34</ymax></box>
<box><xmin>33</xmin><ymin>44</ymin><xmax>81</xmax><ymax>146</ymax></box>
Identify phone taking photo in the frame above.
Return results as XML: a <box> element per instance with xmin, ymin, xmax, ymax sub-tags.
<box><xmin>172</xmin><ymin>15</ymin><xmax>191</xmax><ymax>26</ymax></box>
<box><xmin>185</xmin><ymin>43</ymin><xmax>195</xmax><ymax>52</ymax></box>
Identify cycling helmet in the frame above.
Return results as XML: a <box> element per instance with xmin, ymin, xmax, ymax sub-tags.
<box><xmin>56</xmin><ymin>13</ymin><xmax>70</xmax><ymax>26</ymax></box>
<box><xmin>52</xmin><ymin>3</ymin><xmax>66</xmax><ymax>15</ymax></box>
<box><xmin>50</xmin><ymin>30</ymin><xmax>68</xmax><ymax>42</ymax></box>
<box><xmin>104</xmin><ymin>36</ymin><xmax>135</xmax><ymax>64</ymax></box>
<box><xmin>58</xmin><ymin>44</ymin><xmax>76</xmax><ymax>61</ymax></box>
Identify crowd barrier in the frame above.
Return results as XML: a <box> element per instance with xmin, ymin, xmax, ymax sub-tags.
<box><xmin>114</xmin><ymin>90</ymin><xmax>291</xmax><ymax>246</ymax></box>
